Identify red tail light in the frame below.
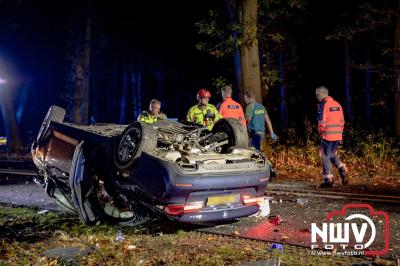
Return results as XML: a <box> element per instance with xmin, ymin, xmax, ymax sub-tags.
<box><xmin>164</xmin><ymin>202</ymin><xmax>204</xmax><ymax>216</ymax></box>
<box><xmin>243</xmin><ymin>195</ymin><xmax>264</xmax><ymax>206</ymax></box>
<box><xmin>164</xmin><ymin>204</ymin><xmax>185</xmax><ymax>216</ymax></box>
<box><xmin>183</xmin><ymin>202</ymin><xmax>203</xmax><ymax>213</ymax></box>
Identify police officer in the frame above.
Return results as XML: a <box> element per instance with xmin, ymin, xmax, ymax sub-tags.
<box><xmin>218</xmin><ymin>85</ymin><xmax>246</xmax><ymax>127</ymax></box>
<box><xmin>244</xmin><ymin>90</ymin><xmax>278</xmax><ymax>150</ymax></box>
<box><xmin>316</xmin><ymin>86</ymin><xmax>348</xmax><ymax>188</ymax></box>
<box><xmin>186</xmin><ymin>88</ymin><xmax>222</xmax><ymax>130</ymax></box>
<box><xmin>137</xmin><ymin>99</ymin><xmax>167</xmax><ymax>124</ymax></box>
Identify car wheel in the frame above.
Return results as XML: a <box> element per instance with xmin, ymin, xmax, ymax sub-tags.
<box><xmin>212</xmin><ymin>118</ymin><xmax>249</xmax><ymax>152</ymax></box>
<box><xmin>114</xmin><ymin>122</ymin><xmax>157</xmax><ymax>169</ymax></box>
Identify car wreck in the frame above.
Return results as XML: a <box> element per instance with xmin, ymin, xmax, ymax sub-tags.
<box><xmin>31</xmin><ymin>106</ymin><xmax>272</xmax><ymax>226</ymax></box>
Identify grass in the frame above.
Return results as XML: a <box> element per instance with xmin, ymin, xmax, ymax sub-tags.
<box><xmin>0</xmin><ymin>205</ymin><xmax>396</xmax><ymax>265</ymax></box>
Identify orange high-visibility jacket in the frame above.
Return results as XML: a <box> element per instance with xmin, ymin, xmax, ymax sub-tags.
<box><xmin>219</xmin><ymin>97</ymin><xmax>246</xmax><ymax>127</ymax></box>
<box><xmin>317</xmin><ymin>96</ymin><xmax>345</xmax><ymax>141</ymax></box>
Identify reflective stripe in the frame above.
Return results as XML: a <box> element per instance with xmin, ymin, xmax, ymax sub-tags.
<box><xmin>325</xmin><ymin>124</ymin><xmax>343</xmax><ymax>128</ymax></box>
<box><xmin>322</xmin><ymin>131</ymin><xmax>343</xmax><ymax>135</ymax></box>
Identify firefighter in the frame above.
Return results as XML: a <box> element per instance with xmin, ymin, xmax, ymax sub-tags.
<box><xmin>218</xmin><ymin>85</ymin><xmax>246</xmax><ymax>127</ymax></box>
<box><xmin>316</xmin><ymin>86</ymin><xmax>348</xmax><ymax>188</ymax></box>
<box><xmin>244</xmin><ymin>90</ymin><xmax>278</xmax><ymax>150</ymax></box>
<box><xmin>137</xmin><ymin>99</ymin><xmax>167</xmax><ymax>124</ymax></box>
<box><xmin>186</xmin><ymin>88</ymin><xmax>222</xmax><ymax>130</ymax></box>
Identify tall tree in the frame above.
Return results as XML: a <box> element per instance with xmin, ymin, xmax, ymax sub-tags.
<box><xmin>72</xmin><ymin>2</ymin><xmax>92</xmax><ymax>124</ymax></box>
<box><xmin>343</xmin><ymin>33</ymin><xmax>352</xmax><ymax>120</ymax></box>
<box><xmin>365</xmin><ymin>47</ymin><xmax>371</xmax><ymax>129</ymax></box>
<box><xmin>395</xmin><ymin>0</ymin><xmax>400</xmax><ymax>137</ymax></box>
<box><xmin>225</xmin><ymin>0</ymin><xmax>242</xmax><ymax>99</ymax></box>
<box><xmin>237</xmin><ymin>0</ymin><xmax>262</xmax><ymax>102</ymax></box>
<box><xmin>279</xmin><ymin>52</ymin><xmax>288</xmax><ymax>128</ymax></box>
<box><xmin>0</xmin><ymin>85</ymin><xmax>22</xmax><ymax>153</ymax></box>
<box><xmin>65</xmin><ymin>0</ymin><xmax>93</xmax><ymax>124</ymax></box>
<box><xmin>119</xmin><ymin>64</ymin><xmax>128</xmax><ymax>124</ymax></box>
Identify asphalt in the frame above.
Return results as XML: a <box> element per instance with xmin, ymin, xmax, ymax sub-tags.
<box><xmin>0</xmin><ymin>182</ymin><xmax>58</xmax><ymax>210</ymax></box>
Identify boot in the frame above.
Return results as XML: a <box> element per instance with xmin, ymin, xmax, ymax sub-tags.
<box><xmin>319</xmin><ymin>179</ymin><xmax>333</xmax><ymax>188</ymax></box>
<box><xmin>338</xmin><ymin>164</ymin><xmax>348</xmax><ymax>185</ymax></box>
<box><xmin>319</xmin><ymin>174</ymin><xmax>333</xmax><ymax>188</ymax></box>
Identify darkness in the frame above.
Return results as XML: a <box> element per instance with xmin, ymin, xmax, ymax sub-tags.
<box><xmin>0</xmin><ymin>0</ymin><xmax>396</xmax><ymax>144</ymax></box>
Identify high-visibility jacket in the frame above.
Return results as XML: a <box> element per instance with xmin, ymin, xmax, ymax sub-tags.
<box><xmin>219</xmin><ymin>97</ymin><xmax>246</xmax><ymax>127</ymax></box>
<box><xmin>186</xmin><ymin>103</ymin><xmax>222</xmax><ymax>130</ymax></box>
<box><xmin>317</xmin><ymin>96</ymin><xmax>345</xmax><ymax>141</ymax></box>
<box><xmin>137</xmin><ymin>111</ymin><xmax>158</xmax><ymax>124</ymax></box>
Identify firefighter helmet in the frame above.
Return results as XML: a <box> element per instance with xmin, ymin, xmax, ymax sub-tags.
<box><xmin>197</xmin><ymin>88</ymin><xmax>211</xmax><ymax>99</ymax></box>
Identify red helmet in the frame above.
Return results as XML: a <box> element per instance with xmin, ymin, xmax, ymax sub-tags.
<box><xmin>197</xmin><ymin>88</ymin><xmax>211</xmax><ymax>99</ymax></box>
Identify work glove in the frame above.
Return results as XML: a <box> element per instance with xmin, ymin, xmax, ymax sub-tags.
<box><xmin>205</xmin><ymin>109</ymin><xmax>215</xmax><ymax>119</ymax></box>
<box><xmin>270</xmin><ymin>132</ymin><xmax>278</xmax><ymax>141</ymax></box>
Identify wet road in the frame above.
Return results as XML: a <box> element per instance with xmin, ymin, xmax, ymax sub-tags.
<box><xmin>0</xmin><ymin>182</ymin><xmax>58</xmax><ymax>210</ymax></box>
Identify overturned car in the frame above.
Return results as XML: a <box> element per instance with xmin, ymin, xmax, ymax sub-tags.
<box><xmin>31</xmin><ymin>106</ymin><xmax>272</xmax><ymax>226</ymax></box>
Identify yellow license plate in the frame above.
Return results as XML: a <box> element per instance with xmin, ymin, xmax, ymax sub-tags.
<box><xmin>207</xmin><ymin>194</ymin><xmax>239</xmax><ymax>206</ymax></box>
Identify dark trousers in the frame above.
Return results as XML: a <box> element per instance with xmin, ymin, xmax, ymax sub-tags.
<box><xmin>249</xmin><ymin>130</ymin><xmax>265</xmax><ymax>151</ymax></box>
<box><xmin>320</xmin><ymin>139</ymin><xmax>342</xmax><ymax>182</ymax></box>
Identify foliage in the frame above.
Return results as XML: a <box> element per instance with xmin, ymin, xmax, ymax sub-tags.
<box><xmin>195</xmin><ymin>1</ymin><xmax>308</xmax><ymax>95</ymax></box>
<box><xmin>266</xmin><ymin>128</ymin><xmax>400</xmax><ymax>186</ymax></box>
<box><xmin>211</xmin><ymin>76</ymin><xmax>229</xmax><ymax>90</ymax></box>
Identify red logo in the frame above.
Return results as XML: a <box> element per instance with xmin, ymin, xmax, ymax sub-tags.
<box><xmin>311</xmin><ymin>204</ymin><xmax>390</xmax><ymax>256</ymax></box>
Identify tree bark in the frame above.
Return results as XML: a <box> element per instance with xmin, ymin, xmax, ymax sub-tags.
<box><xmin>394</xmin><ymin>1</ymin><xmax>400</xmax><ymax>137</ymax></box>
<box><xmin>237</xmin><ymin>0</ymin><xmax>262</xmax><ymax>103</ymax></box>
<box><xmin>365</xmin><ymin>47</ymin><xmax>371</xmax><ymax>129</ymax></box>
<box><xmin>344</xmin><ymin>38</ymin><xmax>352</xmax><ymax>120</ymax></box>
<box><xmin>120</xmin><ymin>64</ymin><xmax>128</xmax><ymax>124</ymax></box>
<box><xmin>130</xmin><ymin>62</ymin><xmax>137</xmax><ymax>121</ymax></box>
<box><xmin>72</xmin><ymin>1</ymin><xmax>92</xmax><ymax>125</ymax></box>
<box><xmin>279</xmin><ymin>52</ymin><xmax>288</xmax><ymax>129</ymax></box>
<box><xmin>226</xmin><ymin>0</ymin><xmax>242</xmax><ymax>100</ymax></box>
<box><xmin>0</xmin><ymin>87</ymin><xmax>22</xmax><ymax>153</ymax></box>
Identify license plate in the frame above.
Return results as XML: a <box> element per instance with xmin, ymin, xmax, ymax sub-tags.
<box><xmin>207</xmin><ymin>194</ymin><xmax>239</xmax><ymax>206</ymax></box>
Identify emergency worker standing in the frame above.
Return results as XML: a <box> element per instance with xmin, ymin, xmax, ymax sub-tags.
<box><xmin>218</xmin><ymin>85</ymin><xmax>246</xmax><ymax>127</ymax></box>
<box><xmin>137</xmin><ymin>99</ymin><xmax>167</xmax><ymax>124</ymax></box>
<box><xmin>244</xmin><ymin>90</ymin><xmax>278</xmax><ymax>150</ymax></box>
<box><xmin>186</xmin><ymin>88</ymin><xmax>222</xmax><ymax>130</ymax></box>
<box><xmin>316</xmin><ymin>86</ymin><xmax>348</xmax><ymax>188</ymax></box>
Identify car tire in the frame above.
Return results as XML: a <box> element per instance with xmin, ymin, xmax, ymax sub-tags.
<box><xmin>114</xmin><ymin>122</ymin><xmax>157</xmax><ymax>170</ymax></box>
<box><xmin>212</xmin><ymin>118</ymin><xmax>249</xmax><ymax>152</ymax></box>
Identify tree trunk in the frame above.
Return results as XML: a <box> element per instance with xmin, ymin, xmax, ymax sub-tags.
<box><xmin>120</xmin><ymin>64</ymin><xmax>128</xmax><ymax>124</ymax></box>
<box><xmin>137</xmin><ymin>61</ymin><xmax>142</xmax><ymax>117</ymax></box>
<box><xmin>226</xmin><ymin>0</ymin><xmax>242</xmax><ymax>100</ymax></box>
<box><xmin>0</xmin><ymin>87</ymin><xmax>22</xmax><ymax>153</ymax></box>
<box><xmin>130</xmin><ymin>62</ymin><xmax>137</xmax><ymax>121</ymax></box>
<box><xmin>344</xmin><ymin>38</ymin><xmax>352</xmax><ymax>120</ymax></box>
<box><xmin>237</xmin><ymin>0</ymin><xmax>262</xmax><ymax>103</ymax></box>
<box><xmin>365</xmin><ymin>47</ymin><xmax>371</xmax><ymax>129</ymax></box>
<box><xmin>279</xmin><ymin>52</ymin><xmax>288</xmax><ymax>129</ymax></box>
<box><xmin>16</xmin><ymin>84</ymin><xmax>29</xmax><ymax>123</ymax></box>
<box><xmin>90</xmin><ymin>68</ymin><xmax>96</xmax><ymax>125</ymax></box>
<box><xmin>394</xmin><ymin>1</ymin><xmax>400</xmax><ymax>137</ymax></box>
<box><xmin>72</xmin><ymin>1</ymin><xmax>92</xmax><ymax>125</ymax></box>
